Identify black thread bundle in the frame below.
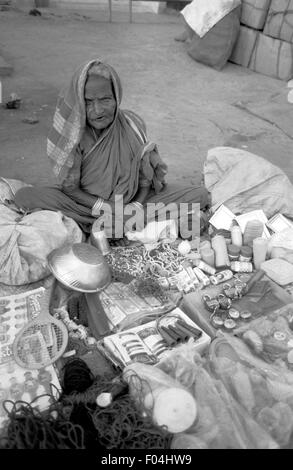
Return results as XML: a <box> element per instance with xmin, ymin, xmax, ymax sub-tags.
<box><xmin>0</xmin><ymin>398</ymin><xmax>84</xmax><ymax>449</ymax></box>
<box><xmin>61</xmin><ymin>358</ymin><xmax>95</xmax><ymax>395</ymax></box>
<box><xmin>61</xmin><ymin>359</ymin><xmax>172</xmax><ymax>449</ymax></box>
<box><xmin>0</xmin><ymin>359</ymin><xmax>172</xmax><ymax>449</ymax></box>
<box><xmin>91</xmin><ymin>394</ymin><xmax>171</xmax><ymax>449</ymax></box>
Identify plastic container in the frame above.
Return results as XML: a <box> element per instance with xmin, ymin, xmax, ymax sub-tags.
<box><xmin>253</xmin><ymin>237</ymin><xmax>268</xmax><ymax>270</ymax></box>
<box><xmin>230</xmin><ymin>220</ymin><xmax>243</xmax><ymax>247</ymax></box>
<box><xmin>230</xmin><ymin>261</ymin><xmax>253</xmax><ymax>273</ymax></box>
<box><xmin>239</xmin><ymin>246</ymin><xmax>253</xmax><ymax>262</ymax></box>
<box><xmin>211</xmin><ymin>235</ymin><xmax>230</xmax><ymax>268</ymax></box>
<box><xmin>243</xmin><ymin>220</ymin><xmax>264</xmax><ymax>247</ymax></box>
<box><xmin>227</xmin><ymin>244</ymin><xmax>240</xmax><ymax>261</ymax></box>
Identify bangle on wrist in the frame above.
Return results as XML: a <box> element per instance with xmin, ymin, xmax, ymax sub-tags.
<box><xmin>91</xmin><ymin>197</ymin><xmax>104</xmax><ymax>216</ymax></box>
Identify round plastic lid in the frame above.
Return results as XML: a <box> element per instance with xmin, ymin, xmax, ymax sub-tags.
<box><xmin>153</xmin><ymin>388</ymin><xmax>197</xmax><ymax>433</ymax></box>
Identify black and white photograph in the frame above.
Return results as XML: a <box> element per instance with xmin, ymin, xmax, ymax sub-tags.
<box><xmin>0</xmin><ymin>0</ymin><xmax>293</xmax><ymax>454</ymax></box>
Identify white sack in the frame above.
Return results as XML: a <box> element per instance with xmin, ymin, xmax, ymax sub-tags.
<box><xmin>204</xmin><ymin>147</ymin><xmax>293</xmax><ymax>219</ymax></box>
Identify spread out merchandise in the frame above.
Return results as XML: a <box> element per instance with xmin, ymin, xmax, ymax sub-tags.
<box><xmin>2</xmin><ymin>166</ymin><xmax>293</xmax><ymax>449</ymax></box>
<box><xmin>97</xmin><ymin>308</ymin><xmax>211</xmax><ymax>369</ymax></box>
<box><xmin>0</xmin><ymin>288</ymin><xmax>61</xmax><ymax>431</ymax></box>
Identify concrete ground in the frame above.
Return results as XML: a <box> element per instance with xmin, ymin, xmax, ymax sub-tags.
<box><xmin>0</xmin><ymin>5</ymin><xmax>293</xmax><ymax>190</ymax></box>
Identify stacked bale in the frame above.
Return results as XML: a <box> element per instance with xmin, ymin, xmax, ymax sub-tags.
<box><xmin>230</xmin><ymin>0</ymin><xmax>293</xmax><ymax>81</ymax></box>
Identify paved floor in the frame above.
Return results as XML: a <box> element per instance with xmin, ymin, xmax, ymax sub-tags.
<box><xmin>0</xmin><ymin>6</ymin><xmax>293</xmax><ymax>190</ymax></box>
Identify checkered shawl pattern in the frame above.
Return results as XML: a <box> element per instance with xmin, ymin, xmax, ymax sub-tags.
<box><xmin>47</xmin><ymin>59</ymin><xmax>122</xmax><ymax>185</ymax></box>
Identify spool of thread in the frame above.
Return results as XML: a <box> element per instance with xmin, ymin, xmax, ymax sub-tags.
<box><xmin>211</xmin><ymin>235</ymin><xmax>230</xmax><ymax>268</ymax></box>
<box><xmin>227</xmin><ymin>244</ymin><xmax>240</xmax><ymax>262</ymax></box>
<box><xmin>243</xmin><ymin>220</ymin><xmax>264</xmax><ymax>247</ymax></box>
<box><xmin>199</xmin><ymin>240</ymin><xmax>211</xmax><ymax>251</ymax></box>
<box><xmin>200</xmin><ymin>248</ymin><xmax>215</xmax><ymax>267</ymax></box>
<box><xmin>239</xmin><ymin>246</ymin><xmax>253</xmax><ymax>262</ymax></box>
<box><xmin>230</xmin><ymin>221</ymin><xmax>243</xmax><ymax>247</ymax></box>
<box><xmin>253</xmin><ymin>237</ymin><xmax>268</xmax><ymax>270</ymax></box>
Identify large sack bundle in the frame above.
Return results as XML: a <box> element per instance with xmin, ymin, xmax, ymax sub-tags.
<box><xmin>249</xmin><ymin>32</ymin><xmax>293</xmax><ymax>81</ymax></box>
<box><xmin>0</xmin><ymin>178</ymin><xmax>83</xmax><ymax>286</ymax></box>
<box><xmin>186</xmin><ymin>6</ymin><xmax>241</xmax><ymax>70</ymax></box>
<box><xmin>264</xmin><ymin>0</ymin><xmax>293</xmax><ymax>43</ymax></box>
<box><xmin>203</xmin><ymin>147</ymin><xmax>293</xmax><ymax>219</ymax></box>
<box><xmin>241</xmin><ymin>0</ymin><xmax>271</xmax><ymax>30</ymax></box>
<box><xmin>230</xmin><ymin>25</ymin><xmax>259</xmax><ymax>67</ymax></box>
<box><xmin>181</xmin><ymin>0</ymin><xmax>241</xmax><ymax>38</ymax></box>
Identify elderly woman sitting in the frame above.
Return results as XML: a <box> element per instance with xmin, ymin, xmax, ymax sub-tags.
<box><xmin>15</xmin><ymin>59</ymin><xmax>209</xmax><ymax>243</ymax></box>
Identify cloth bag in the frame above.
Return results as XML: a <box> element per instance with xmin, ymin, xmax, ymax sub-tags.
<box><xmin>204</xmin><ymin>147</ymin><xmax>293</xmax><ymax>219</ymax></box>
<box><xmin>181</xmin><ymin>0</ymin><xmax>241</xmax><ymax>38</ymax></box>
<box><xmin>0</xmin><ymin>178</ymin><xmax>83</xmax><ymax>286</ymax></box>
<box><xmin>186</xmin><ymin>6</ymin><xmax>241</xmax><ymax>70</ymax></box>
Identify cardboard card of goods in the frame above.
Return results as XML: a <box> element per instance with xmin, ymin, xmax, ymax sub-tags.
<box><xmin>240</xmin><ymin>0</ymin><xmax>271</xmax><ymax>30</ymax></box>
<box><xmin>264</xmin><ymin>0</ymin><xmax>293</xmax><ymax>43</ymax></box>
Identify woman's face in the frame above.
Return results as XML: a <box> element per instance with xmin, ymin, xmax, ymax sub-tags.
<box><xmin>85</xmin><ymin>75</ymin><xmax>116</xmax><ymax>131</ymax></box>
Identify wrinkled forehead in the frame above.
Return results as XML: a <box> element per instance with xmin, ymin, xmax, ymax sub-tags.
<box><xmin>84</xmin><ymin>74</ymin><xmax>115</xmax><ymax>100</ymax></box>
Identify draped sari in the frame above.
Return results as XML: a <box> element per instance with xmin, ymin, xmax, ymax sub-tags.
<box><xmin>15</xmin><ymin>59</ymin><xmax>209</xmax><ymax>235</ymax></box>
<box><xmin>47</xmin><ymin>59</ymin><xmax>167</xmax><ymax>203</ymax></box>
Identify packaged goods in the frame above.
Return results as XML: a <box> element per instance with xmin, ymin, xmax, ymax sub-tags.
<box><xmin>210</xmin><ymin>269</ymin><xmax>233</xmax><ymax>285</ymax></box>
<box><xmin>249</xmin><ymin>33</ymin><xmax>293</xmax><ymax>81</ymax></box>
<box><xmin>123</xmin><ymin>362</ymin><xmax>197</xmax><ymax>434</ymax></box>
<box><xmin>241</xmin><ymin>0</ymin><xmax>271</xmax><ymax>30</ymax></box>
<box><xmin>230</xmin><ymin>26</ymin><xmax>259</xmax><ymax>67</ymax></box>
<box><xmin>243</xmin><ymin>220</ymin><xmax>264</xmax><ymax>247</ymax></box>
<box><xmin>261</xmin><ymin>258</ymin><xmax>293</xmax><ymax>286</ymax></box>
<box><xmin>230</xmin><ymin>221</ymin><xmax>243</xmax><ymax>247</ymax></box>
<box><xmin>253</xmin><ymin>237</ymin><xmax>268</xmax><ymax>270</ymax></box>
<box><xmin>211</xmin><ymin>235</ymin><xmax>230</xmax><ymax>268</ymax></box>
<box><xmin>239</xmin><ymin>246</ymin><xmax>253</xmax><ymax>262</ymax></box>
<box><xmin>264</xmin><ymin>0</ymin><xmax>293</xmax><ymax>43</ymax></box>
<box><xmin>231</xmin><ymin>261</ymin><xmax>253</xmax><ymax>273</ymax></box>
<box><xmin>228</xmin><ymin>244</ymin><xmax>241</xmax><ymax>261</ymax></box>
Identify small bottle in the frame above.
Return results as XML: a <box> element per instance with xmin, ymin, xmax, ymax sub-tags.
<box><xmin>230</xmin><ymin>220</ymin><xmax>242</xmax><ymax>247</ymax></box>
<box><xmin>239</xmin><ymin>246</ymin><xmax>253</xmax><ymax>262</ymax></box>
<box><xmin>253</xmin><ymin>237</ymin><xmax>268</xmax><ymax>270</ymax></box>
<box><xmin>243</xmin><ymin>220</ymin><xmax>264</xmax><ymax>247</ymax></box>
<box><xmin>227</xmin><ymin>244</ymin><xmax>240</xmax><ymax>262</ymax></box>
<box><xmin>211</xmin><ymin>235</ymin><xmax>230</xmax><ymax>268</ymax></box>
<box><xmin>230</xmin><ymin>261</ymin><xmax>253</xmax><ymax>273</ymax></box>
